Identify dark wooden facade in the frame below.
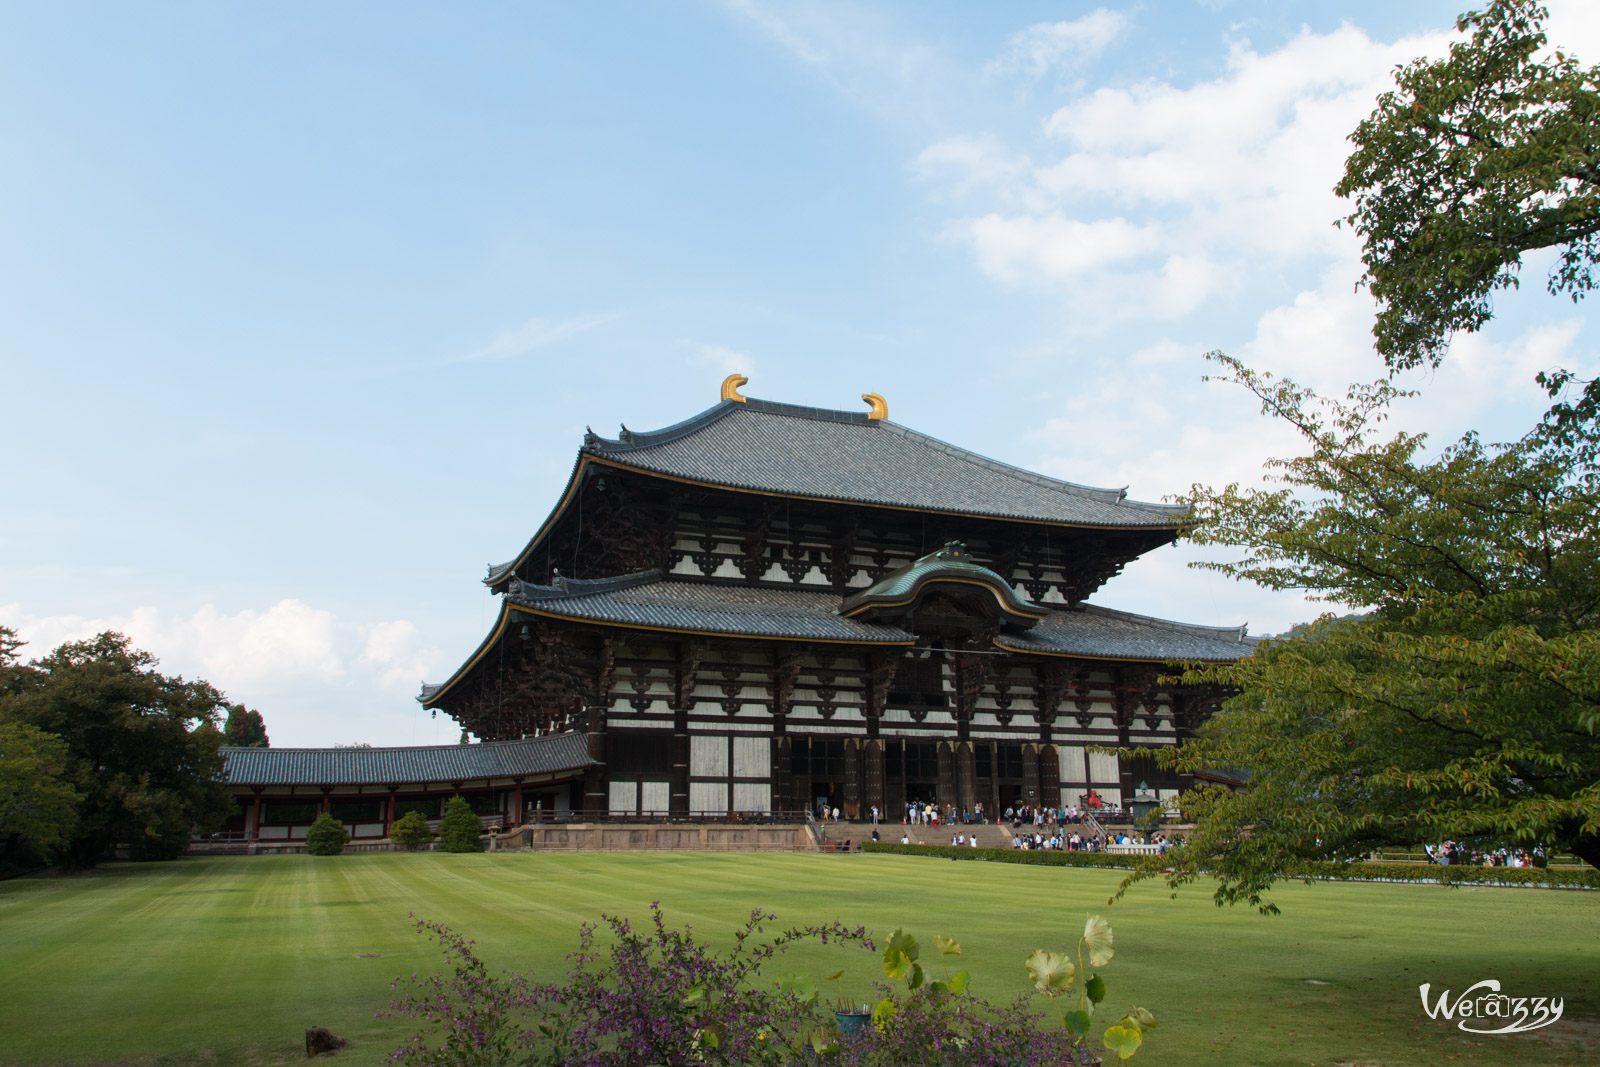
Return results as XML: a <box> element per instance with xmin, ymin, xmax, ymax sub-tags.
<box><xmin>423</xmin><ymin>385</ymin><xmax>1249</xmax><ymax>820</ymax></box>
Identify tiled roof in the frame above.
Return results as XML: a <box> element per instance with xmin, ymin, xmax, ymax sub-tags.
<box><xmin>220</xmin><ymin>731</ymin><xmax>595</xmax><ymax>786</ymax></box>
<box><xmin>582</xmin><ymin>397</ymin><xmax>1188</xmax><ymax>527</ymax></box>
<box><xmin>506</xmin><ymin>572</ymin><xmax>917</xmax><ymax>643</ymax></box>
<box><xmin>996</xmin><ymin>604</ymin><xmax>1257</xmax><ymax>663</ymax></box>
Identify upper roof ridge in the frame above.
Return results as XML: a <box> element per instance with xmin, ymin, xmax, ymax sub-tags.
<box><xmin>583</xmin><ymin>400</ymin><xmax>742</xmax><ymax>453</ymax></box>
<box><xmin>581</xmin><ymin>394</ymin><xmax>1186</xmax><ymax>513</ymax></box>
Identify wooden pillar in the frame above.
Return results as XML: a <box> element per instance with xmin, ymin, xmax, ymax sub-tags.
<box><xmin>385</xmin><ymin>788</ymin><xmax>397</xmax><ymax>837</ymax></box>
<box><xmin>669</xmin><ymin>641</ymin><xmax>701</xmax><ymax>818</ymax></box>
<box><xmin>1022</xmin><ymin>744</ymin><xmax>1040</xmax><ymax>806</ymax></box>
<box><xmin>513</xmin><ymin>780</ymin><xmax>524</xmax><ymax>826</ymax></box>
<box><xmin>936</xmin><ymin>741</ymin><xmax>956</xmax><ymax>811</ymax></box>
<box><xmin>771</xmin><ymin>735</ymin><xmax>791</xmax><ymax>814</ymax></box>
<box><xmin>250</xmin><ymin>792</ymin><xmax>263</xmax><ymax>841</ymax></box>
<box><xmin>1038</xmin><ymin>744</ymin><xmax>1061</xmax><ymax>811</ymax></box>
<box><xmin>988</xmin><ymin>742</ymin><xmax>1001</xmax><ymax>823</ymax></box>
<box><xmin>320</xmin><ymin>789</ymin><xmax>331</xmax><ymax>814</ymax></box>
<box><xmin>843</xmin><ymin>738</ymin><xmax>862</xmax><ymax>820</ymax></box>
<box><xmin>669</xmin><ymin>706</ymin><xmax>690</xmax><ymax>816</ymax></box>
<box><xmin>896</xmin><ymin>738</ymin><xmax>908</xmax><ymax>821</ymax></box>
<box><xmin>955</xmin><ymin>741</ymin><xmax>977</xmax><ymax>815</ymax></box>
<box><xmin>583</xmin><ymin>706</ymin><xmax>609</xmax><ymax>817</ymax></box>
<box><xmin>863</xmin><ymin>739</ymin><xmax>885</xmax><ymax>820</ymax></box>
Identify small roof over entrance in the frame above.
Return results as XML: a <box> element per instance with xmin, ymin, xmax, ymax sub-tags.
<box><xmin>838</xmin><ymin>541</ymin><xmax>1048</xmax><ymax>632</ymax></box>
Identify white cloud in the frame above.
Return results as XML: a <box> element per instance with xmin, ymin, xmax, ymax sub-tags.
<box><xmin>460</xmin><ymin>312</ymin><xmax>618</xmax><ymax>361</ymax></box>
<box><xmin>915</xmin><ymin>135</ymin><xmax>1029</xmax><ymax>198</ymax></box>
<box><xmin>0</xmin><ymin>599</ymin><xmax>444</xmax><ymax>745</ymax></box>
<box><xmin>962</xmin><ymin>211</ymin><xmax>1161</xmax><ymax>283</ymax></box>
<box><xmin>935</xmin><ymin>23</ymin><xmax>1456</xmax><ymax>321</ymax></box>
<box><xmin>987</xmin><ymin>10</ymin><xmax>1129</xmax><ymax>78</ymax></box>
<box><xmin>688</xmin><ymin>342</ymin><xmax>757</xmax><ymax>376</ymax></box>
<box><xmin>358</xmin><ymin>619</ymin><xmax>440</xmax><ymax>690</ymax></box>
<box><xmin>719</xmin><ymin>0</ymin><xmax>959</xmax><ymax>128</ymax></box>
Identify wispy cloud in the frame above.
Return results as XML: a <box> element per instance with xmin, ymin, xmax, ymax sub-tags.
<box><xmin>685</xmin><ymin>342</ymin><xmax>757</xmax><ymax>376</ymax></box>
<box><xmin>459</xmin><ymin>312</ymin><xmax>619</xmax><ymax>362</ymax></box>
<box><xmin>987</xmin><ymin>10</ymin><xmax>1129</xmax><ymax>78</ymax></box>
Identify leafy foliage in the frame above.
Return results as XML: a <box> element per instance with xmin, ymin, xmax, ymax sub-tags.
<box><xmin>383</xmin><ymin>905</ymin><xmax>873</xmax><ymax>1066</ymax></box>
<box><xmin>437</xmin><ymin>796</ymin><xmax>483</xmax><ymax>853</ymax></box>
<box><xmin>0</xmin><ymin>630</ymin><xmax>232</xmax><ymax>868</ymax></box>
<box><xmin>1337</xmin><ymin>0</ymin><xmax>1600</xmax><ymax>373</ymax></box>
<box><xmin>0</xmin><ymin>721</ymin><xmax>81</xmax><ymax>865</ymax></box>
<box><xmin>1128</xmin><ymin>354</ymin><xmax>1600</xmax><ymax>910</ymax></box>
<box><xmin>390</xmin><ymin>810</ymin><xmax>434</xmax><ymax>851</ymax></box>
<box><xmin>304</xmin><ymin>812</ymin><xmax>348</xmax><ymax>856</ymax></box>
<box><xmin>222</xmin><ymin>704</ymin><xmax>269</xmax><ymax>747</ymax></box>
<box><xmin>1027</xmin><ymin>915</ymin><xmax>1153</xmax><ymax>1062</ymax></box>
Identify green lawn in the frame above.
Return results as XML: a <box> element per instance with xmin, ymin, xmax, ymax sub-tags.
<box><xmin>0</xmin><ymin>852</ymin><xmax>1595</xmax><ymax>1066</ymax></box>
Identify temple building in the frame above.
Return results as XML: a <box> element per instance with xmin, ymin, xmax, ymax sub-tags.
<box><xmin>417</xmin><ymin>377</ymin><xmax>1253</xmax><ymax>823</ymax></box>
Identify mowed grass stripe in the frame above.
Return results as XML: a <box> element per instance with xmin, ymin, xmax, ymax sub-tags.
<box><xmin>0</xmin><ymin>852</ymin><xmax>1594</xmax><ymax>1067</ymax></box>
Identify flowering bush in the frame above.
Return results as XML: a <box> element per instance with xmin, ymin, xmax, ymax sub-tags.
<box><xmin>383</xmin><ymin>908</ymin><xmax>1156</xmax><ymax>1066</ymax></box>
<box><xmin>381</xmin><ymin>904</ymin><xmax>874</xmax><ymax>1066</ymax></box>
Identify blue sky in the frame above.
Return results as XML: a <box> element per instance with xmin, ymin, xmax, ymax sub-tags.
<box><xmin>6</xmin><ymin>1</ymin><xmax>1598</xmax><ymax>746</ymax></box>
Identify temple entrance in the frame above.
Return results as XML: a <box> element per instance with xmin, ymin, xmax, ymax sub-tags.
<box><xmin>793</xmin><ymin>737</ymin><xmax>845</xmax><ymax>818</ymax></box>
<box><xmin>885</xmin><ymin>740</ymin><xmax>940</xmax><ymax>819</ymax></box>
<box><xmin>979</xmin><ymin>742</ymin><xmax>1026</xmax><ymax>817</ymax></box>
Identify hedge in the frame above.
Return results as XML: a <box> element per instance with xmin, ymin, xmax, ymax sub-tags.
<box><xmin>859</xmin><ymin>842</ymin><xmax>1600</xmax><ymax>889</ymax></box>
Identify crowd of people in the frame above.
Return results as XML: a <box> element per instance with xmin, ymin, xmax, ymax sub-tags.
<box><xmin>1425</xmin><ymin>841</ymin><xmax>1548</xmax><ymax>868</ymax></box>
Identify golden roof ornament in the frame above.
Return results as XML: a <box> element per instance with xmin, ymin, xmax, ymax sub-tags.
<box><xmin>720</xmin><ymin>374</ymin><xmax>749</xmax><ymax>403</ymax></box>
<box><xmin>862</xmin><ymin>392</ymin><xmax>888</xmax><ymax>420</ymax></box>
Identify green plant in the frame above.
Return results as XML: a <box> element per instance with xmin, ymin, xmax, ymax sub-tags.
<box><xmin>437</xmin><ymin>796</ymin><xmax>483</xmax><ymax>853</ymax></box>
<box><xmin>1027</xmin><ymin>915</ymin><xmax>1154</xmax><ymax>1061</ymax></box>
<box><xmin>390</xmin><ymin>810</ymin><xmax>434</xmax><ymax>851</ymax></box>
<box><xmin>304</xmin><ymin>812</ymin><xmax>348</xmax><ymax>856</ymax></box>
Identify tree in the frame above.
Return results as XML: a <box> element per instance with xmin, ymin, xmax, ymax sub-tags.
<box><xmin>305</xmin><ymin>812</ymin><xmax>348</xmax><ymax>856</ymax></box>
<box><xmin>1132</xmin><ymin>354</ymin><xmax>1600</xmax><ymax>911</ymax></box>
<box><xmin>222</xmin><ymin>704</ymin><xmax>269</xmax><ymax>748</ymax></box>
<box><xmin>1337</xmin><ymin>0</ymin><xmax>1600</xmax><ymax>430</ymax></box>
<box><xmin>390</xmin><ymin>810</ymin><xmax>434</xmax><ymax>851</ymax></box>
<box><xmin>0</xmin><ymin>721</ymin><xmax>81</xmax><ymax>866</ymax></box>
<box><xmin>0</xmin><ymin>632</ymin><xmax>233</xmax><ymax>868</ymax></box>
<box><xmin>438</xmin><ymin>796</ymin><xmax>483</xmax><ymax>853</ymax></box>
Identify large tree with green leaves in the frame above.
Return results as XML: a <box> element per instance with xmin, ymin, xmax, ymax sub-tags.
<box><xmin>1132</xmin><ymin>355</ymin><xmax>1600</xmax><ymax>910</ymax></box>
<box><xmin>1128</xmin><ymin>0</ymin><xmax>1600</xmax><ymax>913</ymax></box>
<box><xmin>1337</xmin><ymin>0</ymin><xmax>1600</xmax><ymax>423</ymax></box>
<box><xmin>0</xmin><ymin>631</ymin><xmax>234</xmax><ymax>868</ymax></box>
<box><xmin>0</xmin><ymin>721</ymin><xmax>81</xmax><ymax>866</ymax></box>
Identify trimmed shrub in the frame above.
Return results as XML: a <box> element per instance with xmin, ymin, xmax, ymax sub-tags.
<box><xmin>390</xmin><ymin>810</ymin><xmax>434</xmax><ymax>851</ymax></box>
<box><xmin>438</xmin><ymin>796</ymin><xmax>483</xmax><ymax>853</ymax></box>
<box><xmin>305</xmin><ymin>813</ymin><xmax>348</xmax><ymax>856</ymax></box>
<box><xmin>859</xmin><ymin>842</ymin><xmax>1600</xmax><ymax>889</ymax></box>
